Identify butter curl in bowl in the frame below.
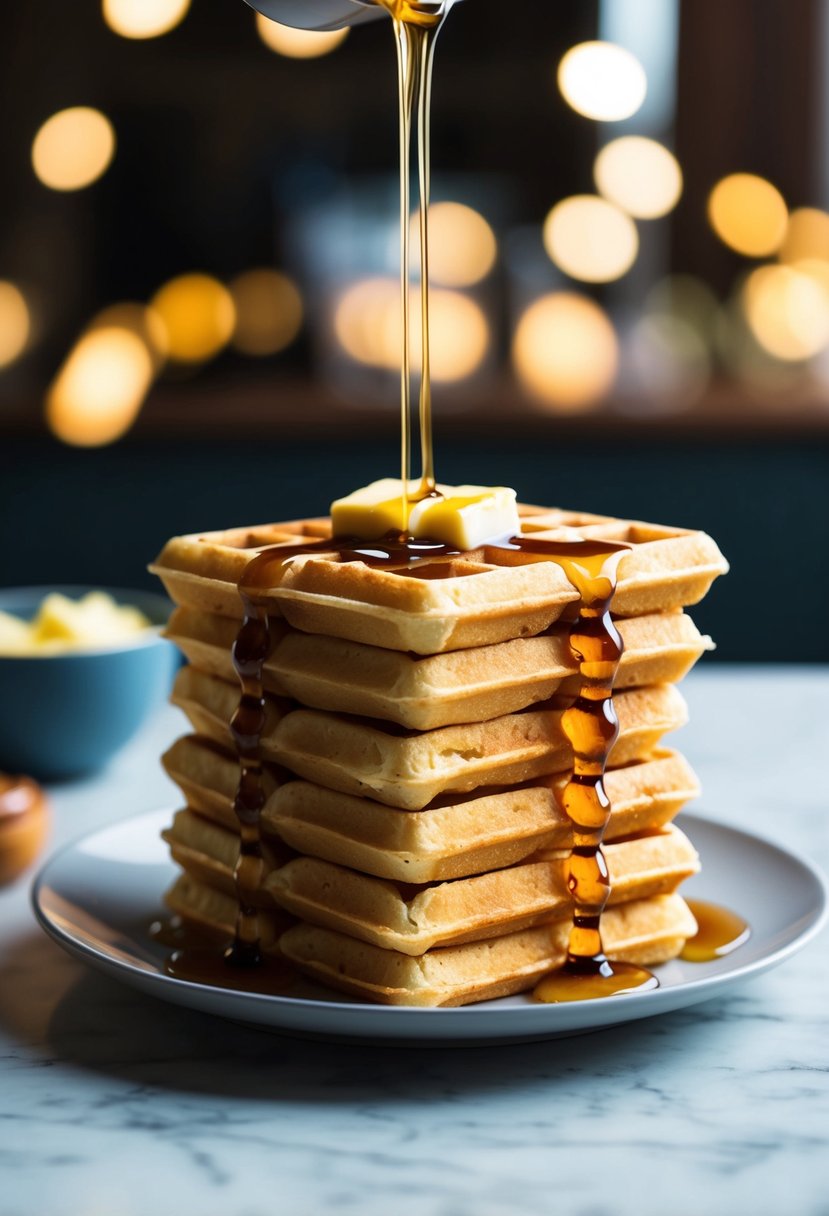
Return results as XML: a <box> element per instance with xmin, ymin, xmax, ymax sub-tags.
<box><xmin>0</xmin><ymin>587</ymin><xmax>179</xmax><ymax>779</ymax></box>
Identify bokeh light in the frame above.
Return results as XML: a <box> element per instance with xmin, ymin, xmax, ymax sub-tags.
<box><xmin>779</xmin><ymin>207</ymin><xmax>829</xmax><ymax>264</ymax></box>
<box><xmin>229</xmin><ymin>269</ymin><xmax>303</xmax><ymax>356</ymax></box>
<box><xmin>708</xmin><ymin>173</ymin><xmax>787</xmax><ymax>258</ymax></box>
<box><xmin>46</xmin><ymin>328</ymin><xmax>154</xmax><ymax>446</ymax></box>
<box><xmin>742</xmin><ymin>263</ymin><xmax>829</xmax><ymax>361</ymax></box>
<box><xmin>334</xmin><ymin>278</ymin><xmax>489</xmax><ymax>382</ymax></box>
<box><xmin>413</xmin><ymin>202</ymin><xmax>497</xmax><ymax>287</ymax></box>
<box><xmin>0</xmin><ymin>282</ymin><xmax>31</xmax><ymax>370</ymax></box>
<box><xmin>512</xmin><ymin>292</ymin><xmax>618</xmax><ymax>411</ymax></box>
<box><xmin>150</xmin><ymin>273</ymin><xmax>236</xmax><ymax>363</ymax></box>
<box><xmin>255</xmin><ymin>14</ymin><xmax>348</xmax><ymax>58</ymax></box>
<box><xmin>32</xmin><ymin>107</ymin><xmax>115</xmax><ymax>192</ymax></box>
<box><xmin>89</xmin><ymin>303</ymin><xmax>168</xmax><ymax>371</ymax></box>
<box><xmin>102</xmin><ymin>0</ymin><xmax>190</xmax><ymax>39</ymax></box>
<box><xmin>543</xmin><ymin>195</ymin><xmax>638</xmax><ymax>283</ymax></box>
<box><xmin>557</xmin><ymin>42</ymin><xmax>647</xmax><ymax>122</ymax></box>
<box><xmin>594</xmin><ymin>136</ymin><xmax>682</xmax><ymax>219</ymax></box>
<box><xmin>425</xmin><ymin>290</ymin><xmax>489</xmax><ymax>381</ymax></box>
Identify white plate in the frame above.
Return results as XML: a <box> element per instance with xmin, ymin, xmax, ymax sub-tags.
<box><xmin>32</xmin><ymin>809</ymin><xmax>827</xmax><ymax>1044</ymax></box>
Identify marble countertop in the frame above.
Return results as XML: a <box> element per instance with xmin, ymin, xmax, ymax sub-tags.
<box><xmin>1</xmin><ymin>665</ymin><xmax>827</xmax><ymax>1216</ymax></box>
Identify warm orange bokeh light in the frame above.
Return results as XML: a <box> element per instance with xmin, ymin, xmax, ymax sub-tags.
<box><xmin>150</xmin><ymin>274</ymin><xmax>235</xmax><ymax>363</ymax></box>
<box><xmin>0</xmin><ymin>282</ymin><xmax>31</xmax><ymax>369</ymax></box>
<box><xmin>413</xmin><ymin>202</ymin><xmax>497</xmax><ymax>287</ymax></box>
<box><xmin>743</xmin><ymin>263</ymin><xmax>829</xmax><ymax>361</ymax></box>
<box><xmin>47</xmin><ymin>328</ymin><xmax>154</xmax><ymax>447</ymax></box>
<box><xmin>594</xmin><ymin>136</ymin><xmax>682</xmax><ymax>220</ymax></box>
<box><xmin>708</xmin><ymin>174</ymin><xmax>787</xmax><ymax>258</ymax></box>
<box><xmin>779</xmin><ymin>207</ymin><xmax>829</xmax><ymax>265</ymax></box>
<box><xmin>334</xmin><ymin>278</ymin><xmax>489</xmax><ymax>381</ymax></box>
<box><xmin>32</xmin><ymin>107</ymin><xmax>115</xmax><ymax>192</ymax></box>
<box><xmin>102</xmin><ymin>0</ymin><xmax>190</xmax><ymax>39</ymax></box>
<box><xmin>230</xmin><ymin>269</ymin><xmax>303</xmax><ymax>356</ymax></box>
<box><xmin>512</xmin><ymin>293</ymin><xmax>618</xmax><ymax>411</ymax></box>
<box><xmin>543</xmin><ymin>195</ymin><xmax>638</xmax><ymax>283</ymax></box>
<box><xmin>89</xmin><ymin>303</ymin><xmax>168</xmax><ymax>371</ymax></box>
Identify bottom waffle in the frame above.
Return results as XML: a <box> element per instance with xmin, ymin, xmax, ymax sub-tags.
<box><xmin>162</xmin><ymin>810</ymin><xmax>291</xmax><ymax>905</ymax></box>
<box><xmin>280</xmin><ymin>894</ymin><xmax>697</xmax><ymax>1006</ymax></box>
<box><xmin>164</xmin><ymin>872</ymin><xmax>293</xmax><ymax>950</ymax></box>
<box><xmin>164</xmin><ymin>874</ymin><xmax>696</xmax><ymax>1007</ymax></box>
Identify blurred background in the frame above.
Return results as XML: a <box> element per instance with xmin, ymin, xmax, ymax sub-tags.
<box><xmin>1</xmin><ymin>0</ymin><xmax>827</xmax><ymax>658</ymax></box>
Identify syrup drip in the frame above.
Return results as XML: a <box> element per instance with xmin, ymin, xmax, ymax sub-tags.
<box><xmin>680</xmin><ymin>899</ymin><xmax>751</xmax><ymax>962</ymax></box>
<box><xmin>218</xmin><ymin>547</ymin><xmax>294</xmax><ymax>968</ymax></box>
<box><xmin>530</xmin><ymin>539</ymin><xmax>658</xmax><ymax>1003</ymax></box>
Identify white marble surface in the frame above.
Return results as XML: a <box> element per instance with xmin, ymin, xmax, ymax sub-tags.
<box><xmin>1</xmin><ymin>666</ymin><xmax>828</xmax><ymax>1216</ymax></box>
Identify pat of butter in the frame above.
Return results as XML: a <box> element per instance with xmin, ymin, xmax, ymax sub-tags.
<box><xmin>331</xmin><ymin>478</ymin><xmax>417</xmax><ymax>539</ymax></box>
<box><xmin>331</xmin><ymin>479</ymin><xmax>520</xmax><ymax>549</ymax></box>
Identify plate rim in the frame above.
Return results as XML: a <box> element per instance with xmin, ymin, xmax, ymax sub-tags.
<box><xmin>31</xmin><ymin>807</ymin><xmax>829</xmax><ymax>1023</ymax></box>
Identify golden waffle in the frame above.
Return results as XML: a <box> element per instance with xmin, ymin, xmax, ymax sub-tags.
<box><xmin>162</xmin><ymin>736</ymin><xmax>699</xmax><ymax>878</ymax></box>
<box><xmin>265</xmin><ymin>748</ymin><xmax>700</xmax><ymax>881</ymax></box>
<box><xmin>165</xmin><ymin>606</ymin><xmax>711</xmax><ymax>729</ymax></box>
<box><xmin>164</xmin><ymin>872</ymin><xmax>292</xmax><ymax>950</ymax></box>
<box><xmin>161</xmin><ymin>809</ymin><xmax>290</xmax><ymax>905</ymax></box>
<box><xmin>266</xmin><ymin>825</ymin><xmax>698</xmax><ymax>954</ymax></box>
<box><xmin>161</xmin><ymin>809</ymin><xmax>698</xmax><ymax>953</ymax></box>
<box><xmin>161</xmin><ymin>736</ymin><xmax>280</xmax><ymax>830</ymax></box>
<box><xmin>169</xmin><ymin>667</ymin><xmax>286</xmax><ymax>756</ymax></box>
<box><xmin>234</xmin><ymin>685</ymin><xmax>685</xmax><ymax>807</ymax></box>
<box><xmin>150</xmin><ymin>508</ymin><xmax>728</xmax><ymax>654</ymax></box>
<box><xmin>170</xmin><ymin>671</ymin><xmax>687</xmax><ymax>809</ymax></box>
<box><xmin>279</xmin><ymin>894</ymin><xmax>698</xmax><ymax>1006</ymax></box>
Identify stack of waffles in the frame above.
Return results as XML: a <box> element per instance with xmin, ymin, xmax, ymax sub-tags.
<box><xmin>150</xmin><ymin>507</ymin><xmax>728</xmax><ymax>1006</ymax></box>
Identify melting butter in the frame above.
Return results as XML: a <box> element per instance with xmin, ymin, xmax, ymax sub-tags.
<box><xmin>331</xmin><ymin>479</ymin><xmax>520</xmax><ymax>549</ymax></box>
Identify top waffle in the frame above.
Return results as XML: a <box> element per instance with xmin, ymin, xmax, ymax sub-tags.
<box><xmin>150</xmin><ymin>507</ymin><xmax>728</xmax><ymax>654</ymax></box>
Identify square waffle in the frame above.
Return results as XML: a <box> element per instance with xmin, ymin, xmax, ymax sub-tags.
<box><xmin>150</xmin><ymin>508</ymin><xmax>728</xmax><ymax>654</ymax></box>
<box><xmin>276</xmin><ymin>895</ymin><xmax>698</xmax><ymax>1006</ymax></box>
<box><xmin>162</xmin><ymin>734</ymin><xmax>699</xmax><ymax>881</ymax></box>
<box><xmin>170</xmin><ymin>669</ymin><xmax>688</xmax><ymax>810</ymax></box>
<box><xmin>264</xmin><ymin>825</ymin><xmax>699</xmax><ymax>953</ymax></box>
<box><xmin>264</xmin><ymin>749</ymin><xmax>701</xmax><ymax>882</ymax></box>
<box><xmin>164</xmin><ymin>874</ymin><xmax>697</xmax><ymax>1005</ymax></box>
<box><xmin>164</xmin><ymin>605</ymin><xmax>712</xmax><ymax>730</ymax></box>
<box><xmin>162</xmin><ymin>811</ymin><xmax>698</xmax><ymax>954</ymax></box>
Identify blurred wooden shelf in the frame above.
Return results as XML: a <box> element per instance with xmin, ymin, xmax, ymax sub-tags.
<box><xmin>4</xmin><ymin>374</ymin><xmax>829</xmax><ymax>442</ymax></box>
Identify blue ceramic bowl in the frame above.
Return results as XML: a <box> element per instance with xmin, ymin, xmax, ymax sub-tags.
<box><xmin>0</xmin><ymin>586</ymin><xmax>179</xmax><ymax>780</ymax></box>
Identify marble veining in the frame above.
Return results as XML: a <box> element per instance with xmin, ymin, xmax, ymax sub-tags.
<box><xmin>0</xmin><ymin>667</ymin><xmax>827</xmax><ymax>1216</ymax></box>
